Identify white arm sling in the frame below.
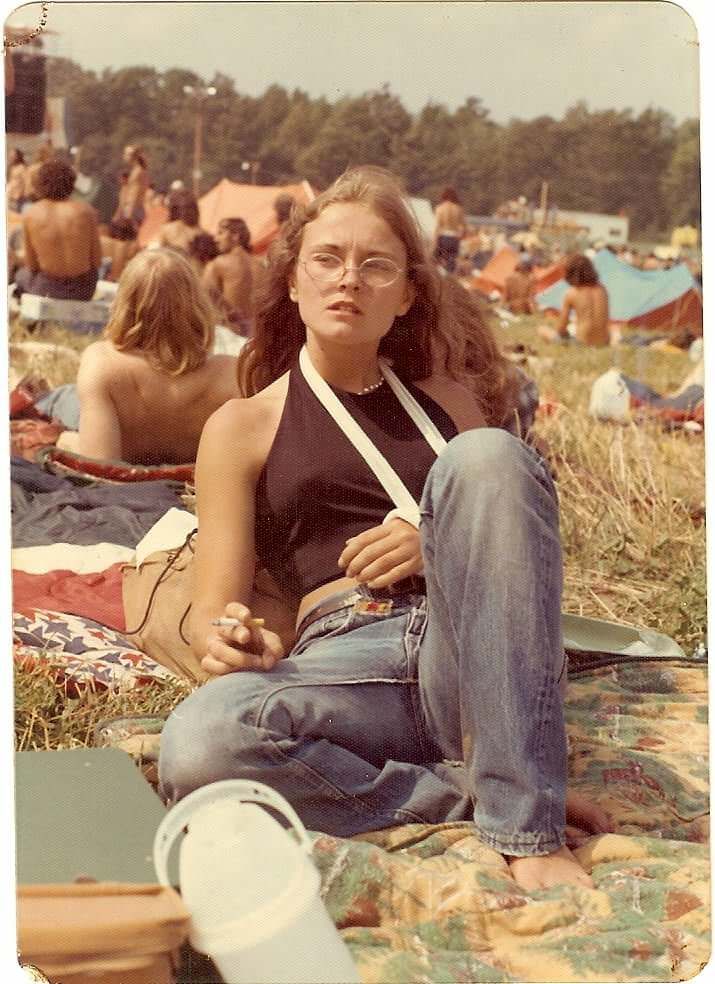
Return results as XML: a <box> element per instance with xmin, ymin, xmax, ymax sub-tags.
<box><xmin>298</xmin><ymin>345</ymin><xmax>447</xmax><ymax>527</ymax></box>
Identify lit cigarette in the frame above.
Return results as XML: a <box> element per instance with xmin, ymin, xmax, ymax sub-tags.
<box><xmin>212</xmin><ymin>617</ymin><xmax>265</xmax><ymax>629</ymax></box>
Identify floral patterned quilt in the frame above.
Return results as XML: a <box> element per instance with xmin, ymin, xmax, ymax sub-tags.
<box><xmin>15</xmin><ymin>604</ymin><xmax>708</xmax><ymax>981</ymax></box>
<box><xmin>311</xmin><ymin>660</ymin><xmax>710</xmax><ymax>983</ymax></box>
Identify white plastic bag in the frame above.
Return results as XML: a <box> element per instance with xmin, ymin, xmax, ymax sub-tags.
<box><xmin>589</xmin><ymin>367</ymin><xmax>631</xmax><ymax>423</ymax></box>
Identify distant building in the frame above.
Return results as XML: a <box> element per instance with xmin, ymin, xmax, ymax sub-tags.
<box><xmin>533</xmin><ymin>208</ymin><xmax>629</xmax><ymax>246</ymax></box>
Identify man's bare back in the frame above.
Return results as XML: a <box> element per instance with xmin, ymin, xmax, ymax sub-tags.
<box><xmin>539</xmin><ymin>283</ymin><xmax>610</xmax><ymax>348</ymax></box>
<box><xmin>503</xmin><ymin>270</ymin><xmax>535</xmax><ymax>315</ymax></box>
<box><xmin>434</xmin><ymin>200</ymin><xmax>466</xmax><ymax>236</ymax></box>
<box><xmin>99</xmin><ymin>235</ymin><xmax>139</xmax><ymax>281</ymax></box>
<box><xmin>23</xmin><ymin>199</ymin><xmax>101</xmax><ymax>278</ymax></box>
<box><xmin>566</xmin><ymin>284</ymin><xmax>610</xmax><ymax>346</ymax></box>
<box><xmin>202</xmin><ymin>247</ymin><xmax>254</xmax><ymax>326</ymax></box>
<box><xmin>63</xmin><ymin>340</ymin><xmax>240</xmax><ymax>464</ymax></box>
<box><xmin>157</xmin><ymin>220</ymin><xmax>203</xmax><ymax>255</ymax></box>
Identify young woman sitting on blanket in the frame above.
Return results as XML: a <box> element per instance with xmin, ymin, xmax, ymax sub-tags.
<box><xmin>158</xmin><ymin>166</ymin><xmax>611</xmax><ymax>892</ymax></box>
<box><xmin>57</xmin><ymin>249</ymin><xmax>239</xmax><ymax>465</ymax></box>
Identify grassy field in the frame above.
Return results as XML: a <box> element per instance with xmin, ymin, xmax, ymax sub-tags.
<box><xmin>12</xmin><ymin>316</ymin><xmax>707</xmax><ymax>751</ymax></box>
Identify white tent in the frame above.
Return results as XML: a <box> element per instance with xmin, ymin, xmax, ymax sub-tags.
<box><xmin>408</xmin><ymin>197</ymin><xmax>436</xmax><ymax>244</ymax></box>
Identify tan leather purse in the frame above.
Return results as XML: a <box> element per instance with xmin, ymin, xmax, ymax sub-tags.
<box><xmin>121</xmin><ymin>533</ymin><xmax>297</xmax><ymax>685</ymax></box>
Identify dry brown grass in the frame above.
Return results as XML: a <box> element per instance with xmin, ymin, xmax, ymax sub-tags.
<box><xmin>10</xmin><ymin>314</ymin><xmax>707</xmax><ymax>749</ymax></box>
<box><xmin>505</xmin><ymin>315</ymin><xmax>706</xmax><ymax>651</ymax></box>
<box><xmin>8</xmin><ymin>317</ymin><xmax>90</xmax><ymax>390</ymax></box>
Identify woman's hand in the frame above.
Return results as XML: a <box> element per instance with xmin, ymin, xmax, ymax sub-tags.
<box><xmin>201</xmin><ymin>602</ymin><xmax>285</xmax><ymax>676</ymax></box>
<box><xmin>337</xmin><ymin>519</ymin><xmax>423</xmax><ymax>589</ymax></box>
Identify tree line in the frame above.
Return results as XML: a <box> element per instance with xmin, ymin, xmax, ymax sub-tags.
<box><xmin>48</xmin><ymin>59</ymin><xmax>700</xmax><ymax>235</ymax></box>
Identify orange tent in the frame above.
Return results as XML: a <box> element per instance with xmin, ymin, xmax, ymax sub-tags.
<box><xmin>470</xmin><ymin>246</ymin><xmax>564</xmax><ymax>297</ymax></box>
<box><xmin>137</xmin><ymin>179</ymin><xmax>316</xmax><ymax>253</ymax></box>
<box><xmin>628</xmin><ymin>289</ymin><xmax>702</xmax><ymax>335</ymax></box>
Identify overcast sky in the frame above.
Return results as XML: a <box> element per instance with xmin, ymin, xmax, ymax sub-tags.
<box><xmin>3</xmin><ymin>1</ymin><xmax>706</xmax><ymax>123</ymax></box>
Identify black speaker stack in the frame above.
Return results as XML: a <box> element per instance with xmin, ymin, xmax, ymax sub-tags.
<box><xmin>5</xmin><ymin>50</ymin><xmax>47</xmax><ymax>135</ymax></box>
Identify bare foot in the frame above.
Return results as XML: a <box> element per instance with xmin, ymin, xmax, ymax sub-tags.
<box><xmin>566</xmin><ymin>790</ymin><xmax>613</xmax><ymax>837</ymax></box>
<box><xmin>507</xmin><ymin>844</ymin><xmax>594</xmax><ymax>891</ymax></box>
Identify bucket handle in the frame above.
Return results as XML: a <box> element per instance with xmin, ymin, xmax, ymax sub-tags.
<box><xmin>153</xmin><ymin>779</ymin><xmax>313</xmax><ymax>887</ymax></box>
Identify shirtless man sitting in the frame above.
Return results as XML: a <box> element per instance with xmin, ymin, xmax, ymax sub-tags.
<box><xmin>6</xmin><ymin>148</ymin><xmax>28</xmax><ymax>212</ymax></box>
<box><xmin>503</xmin><ymin>259</ymin><xmax>535</xmax><ymax>315</ymax></box>
<box><xmin>201</xmin><ymin>217</ymin><xmax>255</xmax><ymax>335</ymax></box>
<box><xmin>538</xmin><ymin>254</ymin><xmax>611</xmax><ymax>347</ymax></box>
<box><xmin>15</xmin><ymin>159</ymin><xmax>102</xmax><ymax>301</ymax></box>
<box><xmin>156</xmin><ymin>188</ymin><xmax>203</xmax><ymax>255</ymax></box>
<box><xmin>99</xmin><ymin>217</ymin><xmax>140</xmax><ymax>281</ymax></box>
<box><xmin>57</xmin><ymin>249</ymin><xmax>239</xmax><ymax>464</ymax></box>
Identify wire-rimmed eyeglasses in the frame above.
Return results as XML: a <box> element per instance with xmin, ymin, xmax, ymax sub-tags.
<box><xmin>299</xmin><ymin>252</ymin><xmax>405</xmax><ymax>288</ymax></box>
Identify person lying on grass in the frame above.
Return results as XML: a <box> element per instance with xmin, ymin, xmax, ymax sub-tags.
<box><xmin>158</xmin><ymin>165</ymin><xmax>612</xmax><ymax>893</ymax></box>
<box><xmin>58</xmin><ymin>248</ymin><xmax>239</xmax><ymax>465</ymax></box>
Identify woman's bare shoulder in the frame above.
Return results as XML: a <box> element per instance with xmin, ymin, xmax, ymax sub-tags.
<box><xmin>414</xmin><ymin>374</ymin><xmax>486</xmax><ymax>432</ymax></box>
<box><xmin>202</xmin><ymin>373</ymin><xmax>290</xmax><ymax>459</ymax></box>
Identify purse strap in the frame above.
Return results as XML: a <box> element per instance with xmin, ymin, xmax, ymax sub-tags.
<box><xmin>298</xmin><ymin>345</ymin><xmax>446</xmax><ymax>512</ymax></box>
<box><xmin>123</xmin><ymin>529</ymin><xmax>196</xmax><ymax>642</ymax></box>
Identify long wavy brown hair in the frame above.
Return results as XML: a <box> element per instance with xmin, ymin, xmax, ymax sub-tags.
<box><xmin>238</xmin><ymin>166</ymin><xmax>513</xmax><ymax>426</ymax></box>
<box><xmin>565</xmin><ymin>253</ymin><xmax>600</xmax><ymax>286</ymax></box>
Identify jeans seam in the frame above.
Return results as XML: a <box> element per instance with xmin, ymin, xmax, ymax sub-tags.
<box><xmin>474</xmin><ymin>824</ymin><xmax>564</xmax><ymax>856</ymax></box>
<box><xmin>254</xmin><ymin>677</ymin><xmax>418</xmax><ymax>727</ymax></box>
<box><xmin>403</xmin><ymin>602</ymin><xmax>433</xmax><ymax>762</ymax></box>
<box><xmin>258</xmin><ymin>725</ymin><xmax>431</xmax><ymax>824</ymax></box>
<box><xmin>535</xmin><ymin>479</ymin><xmax>557</xmax><ymax>834</ymax></box>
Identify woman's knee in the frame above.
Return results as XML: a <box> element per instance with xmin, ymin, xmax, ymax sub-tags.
<box><xmin>422</xmin><ymin>428</ymin><xmax>557</xmax><ymax>528</ymax></box>
<box><xmin>158</xmin><ymin>674</ymin><xmax>266</xmax><ymax>800</ymax></box>
<box><xmin>433</xmin><ymin>428</ymin><xmax>543</xmax><ymax>491</ymax></box>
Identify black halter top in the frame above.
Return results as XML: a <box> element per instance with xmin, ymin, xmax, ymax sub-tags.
<box><xmin>254</xmin><ymin>364</ymin><xmax>458</xmax><ymax>601</ymax></box>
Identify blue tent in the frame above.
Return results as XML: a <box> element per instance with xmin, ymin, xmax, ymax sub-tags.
<box><xmin>536</xmin><ymin>249</ymin><xmax>699</xmax><ymax>324</ymax></box>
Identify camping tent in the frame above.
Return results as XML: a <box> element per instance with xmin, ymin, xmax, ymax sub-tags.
<box><xmin>408</xmin><ymin>197</ymin><xmax>436</xmax><ymax>244</ymax></box>
<box><xmin>199</xmin><ymin>179</ymin><xmax>316</xmax><ymax>252</ymax></box>
<box><xmin>536</xmin><ymin>249</ymin><xmax>703</xmax><ymax>332</ymax></box>
<box><xmin>137</xmin><ymin>179</ymin><xmax>316</xmax><ymax>252</ymax></box>
<box><xmin>470</xmin><ymin>245</ymin><xmax>565</xmax><ymax>298</ymax></box>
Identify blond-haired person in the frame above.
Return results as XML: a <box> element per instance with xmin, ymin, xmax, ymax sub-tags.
<box><xmin>58</xmin><ymin>249</ymin><xmax>239</xmax><ymax>464</ymax></box>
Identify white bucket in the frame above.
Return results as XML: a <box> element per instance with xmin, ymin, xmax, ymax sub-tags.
<box><xmin>153</xmin><ymin>780</ymin><xmax>361</xmax><ymax>984</ymax></box>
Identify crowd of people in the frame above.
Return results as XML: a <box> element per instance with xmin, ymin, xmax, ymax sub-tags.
<box><xmin>6</xmin><ymin>142</ymin><xmax>300</xmax><ymax>336</ymax></box>
<box><xmin>7</xmin><ymin>144</ymin><xmax>700</xmax><ymax>350</ymax></box>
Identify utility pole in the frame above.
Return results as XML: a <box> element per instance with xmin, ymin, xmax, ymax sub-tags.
<box><xmin>183</xmin><ymin>83</ymin><xmax>216</xmax><ymax>198</ymax></box>
<box><xmin>539</xmin><ymin>180</ymin><xmax>549</xmax><ymax>226</ymax></box>
<box><xmin>241</xmin><ymin>160</ymin><xmax>260</xmax><ymax>184</ymax></box>
<box><xmin>192</xmin><ymin>110</ymin><xmax>203</xmax><ymax>198</ymax></box>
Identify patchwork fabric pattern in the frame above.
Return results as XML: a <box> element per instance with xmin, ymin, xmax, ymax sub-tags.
<box><xmin>311</xmin><ymin>661</ymin><xmax>709</xmax><ymax>983</ymax></box>
<box><xmin>13</xmin><ymin>607</ymin><xmax>177</xmax><ymax>692</ymax></box>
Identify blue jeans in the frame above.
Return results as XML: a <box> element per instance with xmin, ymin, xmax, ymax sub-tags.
<box><xmin>36</xmin><ymin>383</ymin><xmax>80</xmax><ymax>430</ymax></box>
<box><xmin>159</xmin><ymin>429</ymin><xmax>567</xmax><ymax>856</ymax></box>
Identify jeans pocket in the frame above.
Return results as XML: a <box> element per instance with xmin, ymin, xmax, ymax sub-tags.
<box><xmin>290</xmin><ymin>608</ymin><xmax>356</xmax><ymax>657</ymax></box>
